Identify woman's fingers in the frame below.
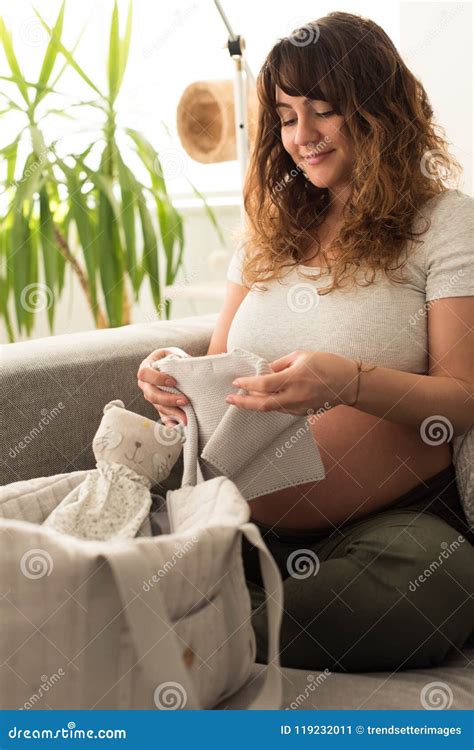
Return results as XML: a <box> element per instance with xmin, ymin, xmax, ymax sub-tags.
<box><xmin>161</xmin><ymin>415</ymin><xmax>187</xmax><ymax>427</ymax></box>
<box><xmin>137</xmin><ymin>349</ymin><xmax>178</xmax><ymax>386</ymax></box>
<box><xmin>153</xmin><ymin>404</ymin><xmax>187</xmax><ymax>426</ymax></box>
<box><xmin>138</xmin><ymin>380</ymin><xmax>188</xmax><ymax>410</ymax></box>
<box><xmin>137</xmin><ymin>348</ymin><xmax>191</xmax><ymax>425</ymax></box>
<box><xmin>137</xmin><ymin>362</ymin><xmax>177</xmax><ymax>388</ymax></box>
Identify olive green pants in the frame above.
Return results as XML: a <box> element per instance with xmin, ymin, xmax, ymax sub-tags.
<box><xmin>242</xmin><ymin>464</ymin><xmax>474</xmax><ymax>672</ymax></box>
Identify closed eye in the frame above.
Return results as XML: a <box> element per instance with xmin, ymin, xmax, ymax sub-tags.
<box><xmin>281</xmin><ymin>110</ymin><xmax>335</xmax><ymax>127</ymax></box>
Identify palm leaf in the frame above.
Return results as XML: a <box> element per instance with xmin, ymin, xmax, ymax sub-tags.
<box><xmin>126</xmin><ymin>128</ymin><xmax>168</xmax><ymax>195</ymax></box>
<box><xmin>34</xmin><ymin>0</ymin><xmax>65</xmax><ymax>106</ymax></box>
<box><xmin>0</xmin><ymin>18</ymin><xmax>29</xmax><ymax>104</ymax></box>
<box><xmin>59</xmin><ymin>159</ymin><xmax>100</xmax><ymax>319</ymax></box>
<box><xmin>95</xmin><ymin>145</ymin><xmax>124</xmax><ymax>326</ymax></box>
<box><xmin>135</xmin><ymin>183</ymin><xmax>160</xmax><ymax>311</ymax></box>
<box><xmin>115</xmin><ymin>150</ymin><xmax>140</xmax><ymax>296</ymax></box>
<box><xmin>97</xmin><ymin>187</ymin><xmax>124</xmax><ymax>326</ymax></box>
<box><xmin>9</xmin><ymin>213</ymin><xmax>34</xmax><ymax>332</ymax></box>
<box><xmin>38</xmin><ymin>186</ymin><xmax>57</xmax><ymax>330</ymax></box>
<box><xmin>49</xmin><ymin>23</ymin><xmax>87</xmax><ymax>91</ymax></box>
<box><xmin>24</xmin><ymin>219</ymin><xmax>39</xmax><ymax>335</ymax></box>
<box><xmin>33</xmin><ymin>7</ymin><xmax>103</xmax><ymax>97</ymax></box>
<box><xmin>57</xmin><ymin>209</ymin><xmax>68</xmax><ymax>295</ymax></box>
<box><xmin>0</xmin><ymin>135</ymin><xmax>20</xmax><ymax>184</ymax></box>
<box><xmin>10</xmin><ymin>151</ymin><xmax>44</xmax><ymax>219</ymax></box>
<box><xmin>0</xmin><ymin>274</ymin><xmax>14</xmax><ymax>341</ymax></box>
<box><xmin>155</xmin><ymin>197</ymin><xmax>176</xmax><ymax>284</ymax></box>
<box><xmin>155</xmin><ymin>198</ymin><xmax>184</xmax><ymax>319</ymax></box>
<box><xmin>118</xmin><ymin>2</ymin><xmax>132</xmax><ymax>93</ymax></box>
<box><xmin>169</xmin><ymin>205</ymin><xmax>185</xmax><ymax>280</ymax></box>
<box><xmin>108</xmin><ymin>1</ymin><xmax>120</xmax><ymax>103</ymax></box>
<box><xmin>74</xmin><ymin>156</ymin><xmax>122</xmax><ymax>221</ymax></box>
<box><xmin>186</xmin><ymin>177</ymin><xmax>226</xmax><ymax>246</ymax></box>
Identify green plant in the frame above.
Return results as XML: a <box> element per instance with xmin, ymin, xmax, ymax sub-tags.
<box><xmin>0</xmin><ymin>1</ymin><xmax>224</xmax><ymax>341</ymax></box>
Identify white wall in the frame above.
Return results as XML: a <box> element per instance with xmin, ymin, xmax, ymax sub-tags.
<box><xmin>399</xmin><ymin>1</ymin><xmax>472</xmax><ymax>193</ymax></box>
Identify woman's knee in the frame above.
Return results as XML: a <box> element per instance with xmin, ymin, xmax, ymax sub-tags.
<box><xmin>330</xmin><ymin>515</ymin><xmax>474</xmax><ymax>669</ymax></box>
<box><xmin>401</xmin><ymin>518</ymin><xmax>474</xmax><ymax>662</ymax></box>
<box><xmin>254</xmin><ymin>515</ymin><xmax>474</xmax><ymax>671</ymax></box>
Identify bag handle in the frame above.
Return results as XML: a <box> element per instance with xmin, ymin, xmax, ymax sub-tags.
<box><xmin>105</xmin><ymin>544</ymin><xmax>202</xmax><ymax>710</ymax></box>
<box><xmin>240</xmin><ymin>522</ymin><xmax>283</xmax><ymax>710</ymax></box>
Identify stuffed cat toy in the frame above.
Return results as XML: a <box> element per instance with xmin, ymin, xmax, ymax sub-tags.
<box><xmin>43</xmin><ymin>400</ymin><xmax>185</xmax><ymax>541</ymax></box>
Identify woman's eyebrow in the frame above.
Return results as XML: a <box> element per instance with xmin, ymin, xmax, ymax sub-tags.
<box><xmin>275</xmin><ymin>98</ymin><xmax>326</xmax><ymax>109</ymax></box>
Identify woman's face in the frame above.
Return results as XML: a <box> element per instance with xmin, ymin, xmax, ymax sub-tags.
<box><xmin>275</xmin><ymin>86</ymin><xmax>354</xmax><ymax>195</ymax></box>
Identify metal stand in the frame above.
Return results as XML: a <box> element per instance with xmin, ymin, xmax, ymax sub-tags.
<box><xmin>213</xmin><ymin>0</ymin><xmax>255</xmax><ymax>191</ymax></box>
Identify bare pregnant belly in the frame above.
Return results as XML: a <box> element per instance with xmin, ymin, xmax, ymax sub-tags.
<box><xmin>249</xmin><ymin>405</ymin><xmax>452</xmax><ymax>530</ymax></box>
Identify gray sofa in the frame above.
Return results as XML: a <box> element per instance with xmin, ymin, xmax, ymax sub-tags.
<box><xmin>1</xmin><ymin>314</ymin><xmax>472</xmax><ymax>710</ymax></box>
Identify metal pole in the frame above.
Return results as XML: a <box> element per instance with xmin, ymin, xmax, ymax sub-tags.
<box><xmin>213</xmin><ymin>0</ymin><xmax>254</xmax><ymax>196</ymax></box>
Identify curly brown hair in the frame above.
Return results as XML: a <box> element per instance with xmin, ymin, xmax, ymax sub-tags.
<box><xmin>240</xmin><ymin>11</ymin><xmax>461</xmax><ymax>294</ymax></box>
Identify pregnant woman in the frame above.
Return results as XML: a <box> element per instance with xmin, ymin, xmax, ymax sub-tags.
<box><xmin>138</xmin><ymin>12</ymin><xmax>474</xmax><ymax>672</ymax></box>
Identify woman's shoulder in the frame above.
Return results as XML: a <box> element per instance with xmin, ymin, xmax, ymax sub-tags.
<box><xmin>419</xmin><ymin>188</ymin><xmax>473</xmax><ymax>224</ymax></box>
<box><xmin>410</xmin><ymin>189</ymin><xmax>474</xmax><ymax>302</ymax></box>
<box><xmin>226</xmin><ymin>246</ymin><xmax>247</xmax><ymax>286</ymax></box>
<box><xmin>409</xmin><ymin>189</ymin><xmax>473</xmax><ymax>253</ymax></box>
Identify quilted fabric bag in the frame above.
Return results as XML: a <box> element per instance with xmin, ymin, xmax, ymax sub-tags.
<box><xmin>0</xmin><ymin>473</ymin><xmax>283</xmax><ymax>710</ymax></box>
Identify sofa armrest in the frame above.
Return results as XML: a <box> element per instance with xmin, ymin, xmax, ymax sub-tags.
<box><xmin>0</xmin><ymin>314</ymin><xmax>216</xmax><ymax>485</ymax></box>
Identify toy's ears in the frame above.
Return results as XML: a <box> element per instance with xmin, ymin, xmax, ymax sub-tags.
<box><xmin>103</xmin><ymin>399</ymin><xmax>125</xmax><ymax>413</ymax></box>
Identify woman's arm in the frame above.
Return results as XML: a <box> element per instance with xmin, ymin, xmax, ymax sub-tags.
<box><xmin>206</xmin><ymin>281</ymin><xmax>249</xmax><ymax>355</ymax></box>
<box><xmin>227</xmin><ymin>296</ymin><xmax>474</xmax><ymax>437</ymax></box>
<box><xmin>356</xmin><ymin>296</ymin><xmax>474</xmax><ymax>436</ymax></box>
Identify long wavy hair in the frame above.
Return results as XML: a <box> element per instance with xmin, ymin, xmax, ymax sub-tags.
<box><xmin>240</xmin><ymin>11</ymin><xmax>461</xmax><ymax>293</ymax></box>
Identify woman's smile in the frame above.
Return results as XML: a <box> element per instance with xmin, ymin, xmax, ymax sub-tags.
<box><xmin>303</xmin><ymin>149</ymin><xmax>336</xmax><ymax>165</ymax></box>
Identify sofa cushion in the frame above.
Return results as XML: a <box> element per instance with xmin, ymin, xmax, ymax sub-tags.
<box><xmin>220</xmin><ymin>646</ymin><xmax>474</xmax><ymax>709</ymax></box>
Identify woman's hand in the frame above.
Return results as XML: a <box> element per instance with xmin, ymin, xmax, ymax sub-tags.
<box><xmin>226</xmin><ymin>350</ymin><xmax>359</xmax><ymax>416</ymax></box>
<box><xmin>137</xmin><ymin>348</ymin><xmax>189</xmax><ymax>426</ymax></box>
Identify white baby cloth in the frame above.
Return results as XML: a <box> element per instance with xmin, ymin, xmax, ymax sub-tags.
<box><xmin>155</xmin><ymin>347</ymin><xmax>326</xmax><ymax>501</ymax></box>
<box><xmin>43</xmin><ymin>461</ymin><xmax>153</xmax><ymax>541</ymax></box>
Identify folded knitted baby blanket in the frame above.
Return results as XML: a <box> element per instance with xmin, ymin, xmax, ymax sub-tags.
<box><xmin>154</xmin><ymin>347</ymin><xmax>326</xmax><ymax>500</ymax></box>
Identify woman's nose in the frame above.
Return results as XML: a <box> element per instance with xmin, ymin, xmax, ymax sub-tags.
<box><xmin>294</xmin><ymin>118</ymin><xmax>321</xmax><ymax>149</ymax></box>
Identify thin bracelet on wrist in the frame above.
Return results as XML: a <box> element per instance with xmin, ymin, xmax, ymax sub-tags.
<box><xmin>346</xmin><ymin>358</ymin><xmax>377</xmax><ymax>407</ymax></box>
